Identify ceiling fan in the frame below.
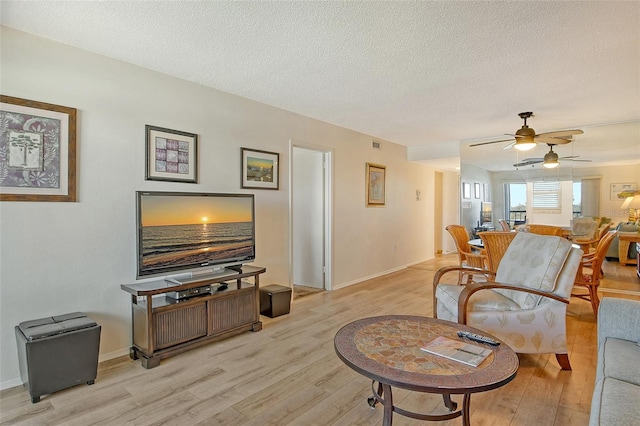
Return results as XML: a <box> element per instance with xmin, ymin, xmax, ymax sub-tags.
<box><xmin>513</xmin><ymin>144</ymin><xmax>592</xmax><ymax>169</ymax></box>
<box><xmin>471</xmin><ymin>112</ymin><xmax>583</xmax><ymax>151</ymax></box>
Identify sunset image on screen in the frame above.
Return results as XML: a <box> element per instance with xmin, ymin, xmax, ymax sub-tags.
<box><xmin>142</xmin><ymin>195</ymin><xmax>252</xmax><ymax>226</ymax></box>
<box><xmin>138</xmin><ymin>194</ymin><xmax>255</xmax><ymax>275</ymax></box>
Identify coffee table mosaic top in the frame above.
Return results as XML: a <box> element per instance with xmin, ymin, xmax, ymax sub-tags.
<box><xmin>335</xmin><ymin>315</ymin><xmax>519</xmax><ymax>393</ymax></box>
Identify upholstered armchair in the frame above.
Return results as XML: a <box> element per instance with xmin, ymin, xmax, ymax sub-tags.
<box><xmin>433</xmin><ymin>232</ymin><xmax>583</xmax><ymax>370</ymax></box>
<box><xmin>571</xmin><ymin>217</ymin><xmax>599</xmax><ymax>241</ymax></box>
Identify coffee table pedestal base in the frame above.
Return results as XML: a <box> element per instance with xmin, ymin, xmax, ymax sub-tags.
<box><xmin>367</xmin><ymin>380</ymin><xmax>472</xmax><ymax>426</ymax></box>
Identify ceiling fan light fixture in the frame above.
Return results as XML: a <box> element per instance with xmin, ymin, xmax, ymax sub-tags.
<box><xmin>514</xmin><ymin>137</ymin><xmax>537</xmax><ymax>151</ymax></box>
<box><xmin>513</xmin><ymin>125</ymin><xmax>536</xmax><ymax>150</ymax></box>
<box><xmin>542</xmin><ymin>149</ymin><xmax>559</xmax><ymax>168</ymax></box>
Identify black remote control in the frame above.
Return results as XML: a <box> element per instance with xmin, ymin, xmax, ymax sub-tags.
<box><xmin>457</xmin><ymin>330</ymin><xmax>500</xmax><ymax>346</ymax></box>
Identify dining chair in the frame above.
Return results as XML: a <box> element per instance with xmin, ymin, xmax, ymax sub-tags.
<box><xmin>478</xmin><ymin>231</ymin><xmax>517</xmax><ymax>273</ymax></box>
<box><xmin>445</xmin><ymin>224</ymin><xmax>487</xmax><ymax>283</ymax></box>
<box><xmin>572</xmin><ymin>230</ymin><xmax>617</xmax><ymax>316</ymax></box>
<box><xmin>527</xmin><ymin>224</ymin><xmax>564</xmax><ymax>236</ymax></box>
<box><xmin>434</xmin><ymin>232</ymin><xmax>583</xmax><ymax>370</ymax></box>
<box><xmin>497</xmin><ymin>219</ymin><xmax>510</xmax><ymax>231</ymax></box>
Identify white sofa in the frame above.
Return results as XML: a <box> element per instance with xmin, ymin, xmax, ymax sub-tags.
<box><xmin>589</xmin><ymin>297</ymin><xmax>640</xmax><ymax>425</ymax></box>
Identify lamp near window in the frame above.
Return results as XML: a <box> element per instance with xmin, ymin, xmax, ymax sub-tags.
<box><xmin>620</xmin><ymin>195</ymin><xmax>640</xmax><ymax>222</ymax></box>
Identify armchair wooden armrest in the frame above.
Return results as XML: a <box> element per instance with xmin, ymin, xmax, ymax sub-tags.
<box><xmin>461</xmin><ymin>249</ymin><xmax>487</xmax><ymax>269</ymax></box>
<box><xmin>456</xmin><ymin>281</ymin><xmax>569</xmax><ymax>324</ymax></box>
<box><xmin>432</xmin><ymin>266</ymin><xmax>496</xmax><ymax>316</ymax></box>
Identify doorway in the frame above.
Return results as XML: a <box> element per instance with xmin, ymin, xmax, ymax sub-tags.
<box><xmin>290</xmin><ymin>143</ymin><xmax>332</xmax><ymax>296</ymax></box>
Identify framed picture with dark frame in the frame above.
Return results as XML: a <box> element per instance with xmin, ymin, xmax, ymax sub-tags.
<box><xmin>241</xmin><ymin>147</ymin><xmax>279</xmax><ymax>190</ymax></box>
<box><xmin>146</xmin><ymin>125</ymin><xmax>198</xmax><ymax>183</ymax></box>
<box><xmin>0</xmin><ymin>95</ymin><xmax>77</xmax><ymax>202</ymax></box>
<box><xmin>474</xmin><ymin>182</ymin><xmax>481</xmax><ymax>199</ymax></box>
<box><xmin>366</xmin><ymin>162</ymin><xmax>386</xmax><ymax>207</ymax></box>
<box><xmin>462</xmin><ymin>182</ymin><xmax>471</xmax><ymax>199</ymax></box>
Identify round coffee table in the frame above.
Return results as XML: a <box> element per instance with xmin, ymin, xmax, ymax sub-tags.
<box><xmin>334</xmin><ymin>315</ymin><xmax>519</xmax><ymax>426</ymax></box>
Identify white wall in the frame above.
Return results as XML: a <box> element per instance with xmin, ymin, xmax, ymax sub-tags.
<box><xmin>573</xmin><ymin>165</ymin><xmax>640</xmax><ymax>222</ymax></box>
<box><xmin>0</xmin><ymin>27</ymin><xmax>436</xmax><ymax>387</ymax></box>
<box><xmin>460</xmin><ymin>163</ymin><xmax>493</xmax><ymax>232</ymax></box>
<box><xmin>441</xmin><ymin>170</ymin><xmax>460</xmax><ymax>253</ymax></box>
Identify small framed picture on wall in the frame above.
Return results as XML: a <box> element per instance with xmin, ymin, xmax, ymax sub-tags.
<box><xmin>474</xmin><ymin>183</ymin><xmax>481</xmax><ymax>199</ymax></box>
<box><xmin>146</xmin><ymin>125</ymin><xmax>198</xmax><ymax>183</ymax></box>
<box><xmin>462</xmin><ymin>182</ymin><xmax>471</xmax><ymax>199</ymax></box>
<box><xmin>241</xmin><ymin>147</ymin><xmax>280</xmax><ymax>190</ymax></box>
<box><xmin>366</xmin><ymin>162</ymin><xmax>386</xmax><ymax>207</ymax></box>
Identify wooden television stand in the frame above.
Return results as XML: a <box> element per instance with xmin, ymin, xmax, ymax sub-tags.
<box><xmin>121</xmin><ymin>265</ymin><xmax>266</xmax><ymax>368</ymax></box>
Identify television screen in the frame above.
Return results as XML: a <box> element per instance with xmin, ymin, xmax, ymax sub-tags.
<box><xmin>136</xmin><ymin>191</ymin><xmax>255</xmax><ymax>278</ymax></box>
<box><xmin>481</xmin><ymin>201</ymin><xmax>492</xmax><ymax>225</ymax></box>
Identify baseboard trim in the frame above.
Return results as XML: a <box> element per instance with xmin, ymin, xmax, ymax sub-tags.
<box><xmin>332</xmin><ymin>258</ymin><xmax>433</xmax><ymax>291</ymax></box>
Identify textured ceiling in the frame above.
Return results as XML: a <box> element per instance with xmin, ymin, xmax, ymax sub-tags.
<box><xmin>1</xmin><ymin>1</ymin><xmax>639</xmax><ymax>171</ymax></box>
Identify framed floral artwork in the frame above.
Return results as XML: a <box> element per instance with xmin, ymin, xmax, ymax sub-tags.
<box><xmin>0</xmin><ymin>95</ymin><xmax>77</xmax><ymax>201</ymax></box>
<box><xmin>146</xmin><ymin>125</ymin><xmax>198</xmax><ymax>183</ymax></box>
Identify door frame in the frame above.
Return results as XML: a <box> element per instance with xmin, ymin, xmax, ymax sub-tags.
<box><xmin>289</xmin><ymin>140</ymin><xmax>333</xmax><ymax>291</ymax></box>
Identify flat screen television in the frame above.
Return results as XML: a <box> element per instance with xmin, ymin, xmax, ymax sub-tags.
<box><xmin>481</xmin><ymin>201</ymin><xmax>493</xmax><ymax>225</ymax></box>
<box><xmin>136</xmin><ymin>191</ymin><xmax>255</xmax><ymax>278</ymax></box>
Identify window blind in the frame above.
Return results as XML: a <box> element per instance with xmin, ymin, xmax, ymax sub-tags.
<box><xmin>533</xmin><ymin>181</ymin><xmax>561</xmax><ymax>210</ymax></box>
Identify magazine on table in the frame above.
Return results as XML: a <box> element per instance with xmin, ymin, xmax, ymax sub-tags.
<box><xmin>421</xmin><ymin>336</ymin><xmax>492</xmax><ymax>367</ymax></box>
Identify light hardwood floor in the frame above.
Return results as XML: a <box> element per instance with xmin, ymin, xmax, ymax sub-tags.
<box><xmin>1</xmin><ymin>254</ymin><xmax>638</xmax><ymax>426</ymax></box>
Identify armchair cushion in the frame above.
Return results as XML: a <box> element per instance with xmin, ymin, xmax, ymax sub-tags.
<box><xmin>435</xmin><ymin>284</ymin><xmax>520</xmax><ymax>321</ymax></box>
<box><xmin>495</xmin><ymin>233</ymin><xmax>573</xmax><ymax>309</ymax></box>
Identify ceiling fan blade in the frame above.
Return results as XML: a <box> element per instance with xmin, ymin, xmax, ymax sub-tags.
<box><xmin>559</xmin><ymin>156</ymin><xmax>580</xmax><ymax>160</ymax></box>
<box><xmin>502</xmin><ymin>140</ymin><xmax>516</xmax><ymax>150</ymax></box>
<box><xmin>538</xmin><ymin>129</ymin><xmax>583</xmax><ymax>138</ymax></box>
<box><xmin>568</xmin><ymin>159</ymin><xmax>592</xmax><ymax>162</ymax></box>
<box><xmin>534</xmin><ymin>135</ymin><xmax>573</xmax><ymax>144</ymax></box>
<box><xmin>469</xmin><ymin>139</ymin><xmax>514</xmax><ymax>147</ymax></box>
<box><xmin>513</xmin><ymin>159</ymin><xmax>543</xmax><ymax>167</ymax></box>
<box><xmin>521</xmin><ymin>158</ymin><xmax>544</xmax><ymax>162</ymax></box>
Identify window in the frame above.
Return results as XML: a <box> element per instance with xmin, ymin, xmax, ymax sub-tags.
<box><xmin>505</xmin><ymin>183</ymin><xmax>526</xmax><ymax>224</ymax></box>
<box><xmin>573</xmin><ymin>181</ymin><xmax>582</xmax><ymax>217</ymax></box>
<box><xmin>532</xmin><ymin>181</ymin><xmax>561</xmax><ymax>211</ymax></box>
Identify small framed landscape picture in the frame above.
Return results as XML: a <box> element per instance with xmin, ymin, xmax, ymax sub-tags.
<box><xmin>241</xmin><ymin>147</ymin><xmax>279</xmax><ymax>190</ymax></box>
<box><xmin>146</xmin><ymin>125</ymin><xmax>198</xmax><ymax>183</ymax></box>
<box><xmin>366</xmin><ymin>162</ymin><xmax>386</xmax><ymax>207</ymax></box>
